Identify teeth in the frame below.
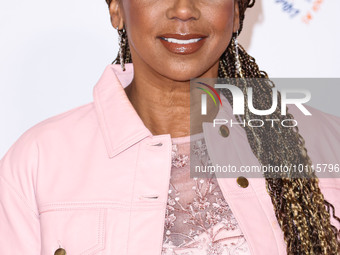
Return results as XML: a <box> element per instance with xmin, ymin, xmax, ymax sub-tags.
<box><xmin>162</xmin><ymin>37</ymin><xmax>202</xmax><ymax>44</ymax></box>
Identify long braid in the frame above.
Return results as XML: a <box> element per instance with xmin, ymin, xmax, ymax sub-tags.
<box><xmin>218</xmin><ymin>32</ymin><xmax>340</xmax><ymax>254</ymax></box>
<box><xmin>106</xmin><ymin>0</ymin><xmax>340</xmax><ymax>253</ymax></box>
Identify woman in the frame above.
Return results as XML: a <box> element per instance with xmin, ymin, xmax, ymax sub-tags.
<box><xmin>0</xmin><ymin>0</ymin><xmax>339</xmax><ymax>254</ymax></box>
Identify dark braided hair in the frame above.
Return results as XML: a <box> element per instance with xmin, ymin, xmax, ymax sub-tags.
<box><xmin>106</xmin><ymin>0</ymin><xmax>340</xmax><ymax>253</ymax></box>
<box><xmin>219</xmin><ymin>36</ymin><xmax>340</xmax><ymax>254</ymax></box>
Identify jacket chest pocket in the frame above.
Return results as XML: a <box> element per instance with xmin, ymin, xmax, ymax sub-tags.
<box><xmin>39</xmin><ymin>206</ymin><xmax>107</xmax><ymax>255</ymax></box>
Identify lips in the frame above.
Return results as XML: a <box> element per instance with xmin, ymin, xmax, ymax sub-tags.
<box><xmin>158</xmin><ymin>33</ymin><xmax>208</xmax><ymax>55</ymax></box>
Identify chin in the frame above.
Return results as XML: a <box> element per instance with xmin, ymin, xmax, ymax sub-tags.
<box><xmin>158</xmin><ymin>62</ymin><xmax>214</xmax><ymax>82</ymax></box>
<box><xmin>163</xmin><ymin>69</ymin><xmax>203</xmax><ymax>82</ymax></box>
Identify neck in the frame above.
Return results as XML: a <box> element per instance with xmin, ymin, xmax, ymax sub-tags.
<box><xmin>125</xmin><ymin>62</ymin><xmax>220</xmax><ymax>138</ymax></box>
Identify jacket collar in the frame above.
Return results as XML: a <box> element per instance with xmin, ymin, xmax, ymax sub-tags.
<box><xmin>93</xmin><ymin>63</ymin><xmax>153</xmax><ymax>158</ymax></box>
<box><xmin>93</xmin><ymin>63</ymin><xmax>230</xmax><ymax>158</ymax></box>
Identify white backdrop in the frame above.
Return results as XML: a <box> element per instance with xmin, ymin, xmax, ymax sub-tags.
<box><xmin>239</xmin><ymin>0</ymin><xmax>340</xmax><ymax>77</ymax></box>
<box><xmin>1</xmin><ymin>0</ymin><xmax>339</xmax><ymax>158</ymax></box>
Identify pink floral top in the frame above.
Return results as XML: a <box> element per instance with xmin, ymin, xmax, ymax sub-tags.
<box><xmin>162</xmin><ymin>133</ymin><xmax>250</xmax><ymax>255</ymax></box>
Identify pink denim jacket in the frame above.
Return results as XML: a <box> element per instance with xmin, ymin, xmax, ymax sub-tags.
<box><xmin>1</xmin><ymin>63</ymin><xmax>339</xmax><ymax>254</ymax></box>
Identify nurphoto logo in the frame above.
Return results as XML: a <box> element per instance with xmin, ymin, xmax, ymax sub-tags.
<box><xmin>195</xmin><ymin>80</ymin><xmax>312</xmax><ymax>128</ymax></box>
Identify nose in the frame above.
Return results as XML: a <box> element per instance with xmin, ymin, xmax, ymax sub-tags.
<box><xmin>166</xmin><ymin>0</ymin><xmax>201</xmax><ymax>21</ymax></box>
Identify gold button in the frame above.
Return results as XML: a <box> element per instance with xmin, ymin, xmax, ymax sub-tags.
<box><xmin>54</xmin><ymin>248</ymin><xmax>66</xmax><ymax>255</ymax></box>
<box><xmin>219</xmin><ymin>125</ymin><xmax>230</xmax><ymax>138</ymax></box>
<box><xmin>237</xmin><ymin>176</ymin><xmax>249</xmax><ymax>188</ymax></box>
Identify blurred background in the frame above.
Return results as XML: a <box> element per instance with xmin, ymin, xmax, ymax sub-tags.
<box><xmin>0</xmin><ymin>0</ymin><xmax>339</xmax><ymax>157</ymax></box>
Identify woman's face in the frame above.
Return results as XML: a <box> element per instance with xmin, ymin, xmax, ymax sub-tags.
<box><xmin>111</xmin><ymin>0</ymin><xmax>239</xmax><ymax>81</ymax></box>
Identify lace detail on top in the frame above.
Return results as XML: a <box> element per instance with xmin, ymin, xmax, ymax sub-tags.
<box><xmin>162</xmin><ymin>134</ymin><xmax>250</xmax><ymax>255</ymax></box>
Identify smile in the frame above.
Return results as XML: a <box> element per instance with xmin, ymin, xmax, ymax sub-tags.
<box><xmin>160</xmin><ymin>37</ymin><xmax>203</xmax><ymax>44</ymax></box>
<box><xmin>158</xmin><ymin>33</ymin><xmax>208</xmax><ymax>55</ymax></box>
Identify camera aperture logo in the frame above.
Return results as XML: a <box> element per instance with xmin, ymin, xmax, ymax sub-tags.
<box><xmin>196</xmin><ymin>82</ymin><xmax>223</xmax><ymax>115</ymax></box>
<box><xmin>196</xmin><ymin>81</ymin><xmax>312</xmax><ymax>128</ymax></box>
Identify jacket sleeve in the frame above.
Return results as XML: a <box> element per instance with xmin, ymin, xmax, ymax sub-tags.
<box><xmin>0</xmin><ymin>130</ymin><xmax>41</xmax><ymax>254</ymax></box>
